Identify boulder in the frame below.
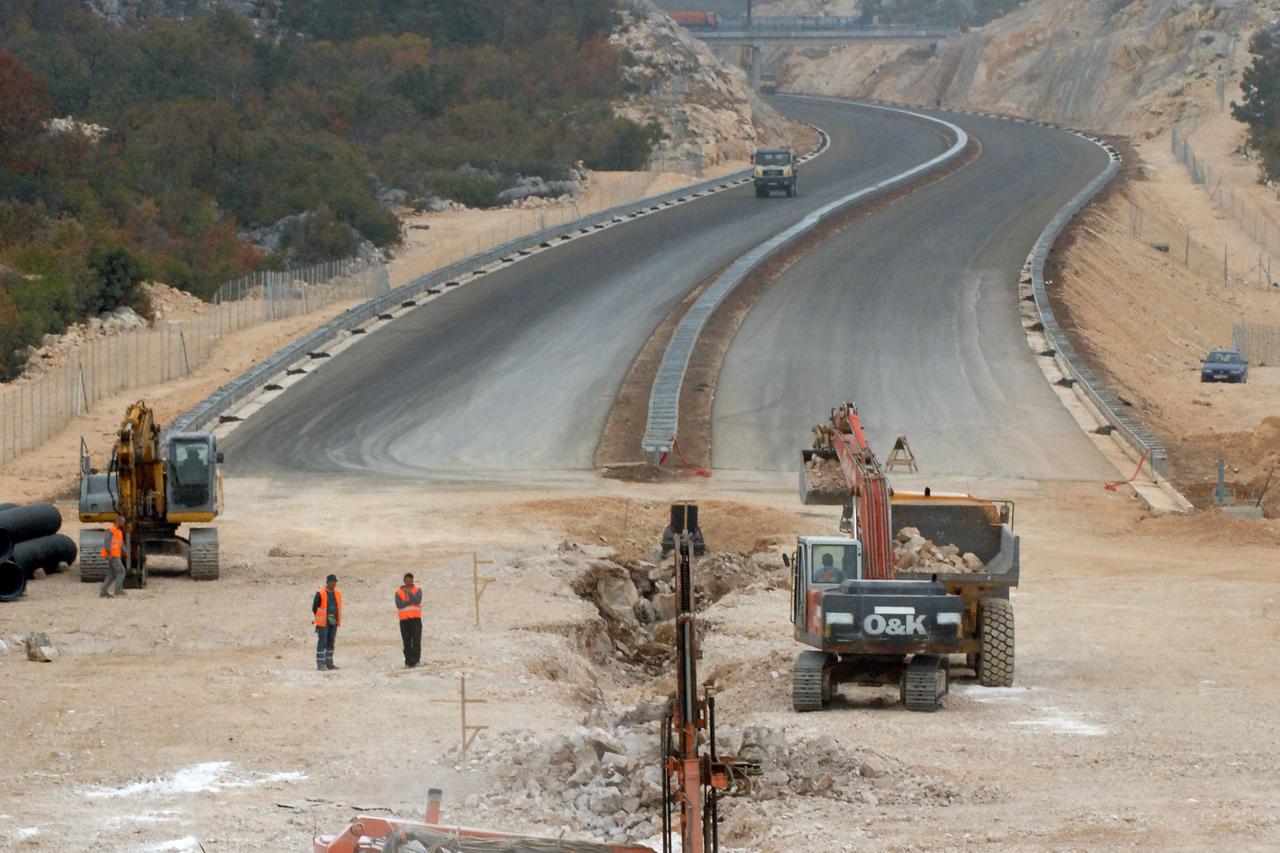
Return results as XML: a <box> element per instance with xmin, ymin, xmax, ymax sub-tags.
<box><xmin>25</xmin><ymin>632</ymin><xmax>57</xmax><ymax>662</ymax></box>
<box><xmin>596</xmin><ymin>575</ymin><xmax>640</xmax><ymax>622</ymax></box>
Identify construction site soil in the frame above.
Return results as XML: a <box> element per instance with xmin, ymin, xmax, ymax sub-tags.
<box><xmin>3</xmin><ymin>478</ymin><xmax>1279</xmax><ymax>850</ymax></box>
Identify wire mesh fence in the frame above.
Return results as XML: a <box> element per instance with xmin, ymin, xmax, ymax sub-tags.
<box><xmin>0</xmin><ymin>258</ymin><xmax>388</xmax><ymax>465</ymax></box>
<box><xmin>1171</xmin><ymin>122</ymin><xmax>1280</xmax><ymax>266</ymax></box>
<box><xmin>212</xmin><ymin>256</ymin><xmax>388</xmax><ymax>317</ymax></box>
<box><xmin>1233</xmin><ymin>323</ymin><xmax>1280</xmax><ymax>366</ymax></box>
<box><xmin>1111</xmin><ymin>187</ymin><xmax>1278</xmax><ymax>291</ymax></box>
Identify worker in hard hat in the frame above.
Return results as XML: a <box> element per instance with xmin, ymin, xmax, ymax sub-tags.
<box><xmin>312</xmin><ymin>573</ymin><xmax>342</xmax><ymax>671</ymax></box>
<box><xmin>395</xmin><ymin>572</ymin><xmax>423</xmax><ymax>668</ymax></box>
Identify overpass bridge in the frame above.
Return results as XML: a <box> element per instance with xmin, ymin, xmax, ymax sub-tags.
<box><xmin>692</xmin><ymin>16</ymin><xmax>957</xmax><ymax>45</ymax></box>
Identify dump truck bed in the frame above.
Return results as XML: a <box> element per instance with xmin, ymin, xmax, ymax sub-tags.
<box><xmin>892</xmin><ymin>498</ymin><xmax>1019</xmax><ymax>595</ymax></box>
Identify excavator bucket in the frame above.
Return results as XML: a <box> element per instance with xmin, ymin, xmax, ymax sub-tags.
<box><xmin>800</xmin><ymin>448</ymin><xmax>849</xmax><ymax>505</ymax></box>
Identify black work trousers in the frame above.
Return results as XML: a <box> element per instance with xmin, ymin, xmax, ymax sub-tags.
<box><xmin>399</xmin><ymin>617</ymin><xmax>422</xmax><ymax>667</ymax></box>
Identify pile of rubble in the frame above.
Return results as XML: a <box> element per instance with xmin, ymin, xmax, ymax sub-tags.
<box><xmin>802</xmin><ymin>453</ymin><xmax>847</xmax><ymax>497</ymax></box>
<box><xmin>894</xmin><ymin>527</ymin><xmax>985</xmax><ymax>574</ymax></box>
<box><xmin>147</xmin><ymin>282</ymin><xmax>206</xmax><ymax>319</ymax></box>
<box><xmin>570</xmin><ymin>547</ymin><xmax>782</xmax><ymax>673</ymax></box>
<box><xmin>458</xmin><ymin>703</ymin><xmax>974</xmax><ymax>845</ymax></box>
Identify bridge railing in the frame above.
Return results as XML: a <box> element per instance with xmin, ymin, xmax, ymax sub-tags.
<box><xmin>713</xmin><ymin>16</ymin><xmax>956</xmax><ymax>35</ymax></box>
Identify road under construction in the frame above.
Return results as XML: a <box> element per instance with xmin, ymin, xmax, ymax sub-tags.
<box><xmin>7</xmin><ymin>95</ymin><xmax>1279</xmax><ymax>851</ymax></box>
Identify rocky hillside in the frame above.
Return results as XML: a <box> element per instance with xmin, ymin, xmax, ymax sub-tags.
<box><xmin>616</xmin><ymin>0</ymin><xmax>802</xmax><ymax>167</ymax></box>
<box><xmin>780</xmin><ymin>0</ymin><xmax>1257</xmax><ymax>135</ymax></box>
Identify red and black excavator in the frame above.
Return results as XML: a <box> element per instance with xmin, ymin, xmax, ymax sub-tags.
<box><xmin>789</xmin><ymin>403</ymin><xmax>1021</xmax><ymax>712</ymax></box>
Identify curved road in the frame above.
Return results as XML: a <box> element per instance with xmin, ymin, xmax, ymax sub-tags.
<box><xmin>712</xmin><ymin>99</ymin><xmax>1114</xmax><ymax>480</ymax></box>
<box><xmin>226</xmin><ymin>100</ymin><xmax>953</xmax><ymax>477</ymax></box>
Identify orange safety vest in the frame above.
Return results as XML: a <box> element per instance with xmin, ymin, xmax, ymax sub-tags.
<box><xmin>314</xmin><ymin>587</ymin><xmax>342</xmax><ymax>627</ymax></box>
<box><xmin>396</xmin><ymin>585</ymin><xmax>422</xmax><ymax>620</ymax></box>
<box><xmin>101</xmin><ymin>524</ymin><xmax>124</xmax><ymax>559</ymax></box>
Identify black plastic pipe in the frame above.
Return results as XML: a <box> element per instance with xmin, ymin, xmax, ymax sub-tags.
<box><xmin>0</xmin><ymin>559</ymin><xmax>25</xmax><ymax>601</ymax></box>
<box><xmin>0</xmin><ymin>504</ymin><xmax>63</xmax><ymax>544</ymax></box>
<box><xmin>14</xmin><ymin>534</ymin><xmax>78</xmax><ymax>579</ymax></box>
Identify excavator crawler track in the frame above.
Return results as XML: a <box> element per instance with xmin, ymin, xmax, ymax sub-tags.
<box><xmin>792</xmin><ymin>650</ymin><xmax>833</xmax><ymax>712</ymax></box>
<box><xmin>188</xmin><ymin>528</ymin><xmax>219</xmax><ymax>581</ymax></box>
<box><xmin>902</xmin><ymin>654</ymin><xmax>948</xmax><ymax>712</ymax></box>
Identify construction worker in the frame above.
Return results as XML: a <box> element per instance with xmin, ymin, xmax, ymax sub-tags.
<box><xmin>99</xmin><ymin>515</ymin><xmax>126</xmax><ymax>598</ymax></box>
<box><xmin>814</xmin><ymin>552</ymin><xmax>843</xmax><ymax>584</ymax></box>
<box><xmin>395</xmin><ymin>572</ymin><xmax>423</xmax><ymax>668</ymax></box>
<box><xmin>312</xmin><ymin>573</ymin><xmax>341</xmax><ymax>671</ymax></box>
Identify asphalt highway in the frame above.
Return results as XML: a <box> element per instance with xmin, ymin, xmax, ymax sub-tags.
<box><xmin>226</xmin><ymin>99</ymin><xmax>954</xmax><ymax>477</ymax></box>
<box><xmin>712</xmin><ymin>101</ymin><xmax>1116</xmax><ymax>480</ymax></box>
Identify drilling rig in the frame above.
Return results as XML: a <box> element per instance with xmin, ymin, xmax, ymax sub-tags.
<box><xmin>662</xmin><ymin>503</ymin><xmax>758</xmax><ymax>853</ymax></box>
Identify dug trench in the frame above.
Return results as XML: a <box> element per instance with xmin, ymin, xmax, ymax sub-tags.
<box><xmin>462</xmin><ymin>535</ymin><xmax>989</xmax><ymax>847</ymax></box>
<box><xmin>595</xmin><ymin>133</ymin><xmax>982</xmax><ymax>474</ymax></box>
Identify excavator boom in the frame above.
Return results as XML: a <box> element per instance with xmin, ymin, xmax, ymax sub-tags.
<box><xmin>799</xmin><ymin>403</ymin><xmax>895</xmax><ymax>579</ymax></box>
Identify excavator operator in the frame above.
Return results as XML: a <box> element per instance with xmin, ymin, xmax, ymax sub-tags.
<box><xmin>813</xmin><ymin>552</ymin><xmax>844</xmax><ymax>584</ymax></box>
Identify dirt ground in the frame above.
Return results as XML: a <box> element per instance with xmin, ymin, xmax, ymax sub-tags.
<box><xmin>3</xmin><ymin>475</ymin><xmax>1279</xmax><ymax>851</ymax></box>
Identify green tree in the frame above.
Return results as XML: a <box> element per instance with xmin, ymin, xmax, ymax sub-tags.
<box><xmin>86</xmin><ymin>245</ymin><xmax>148</xmax><ymax>315</ymax></box>
<box><xmin>1232</xmin><ymin>27</ymin><xmax>1280</xmax><ymax>178</ymax></box>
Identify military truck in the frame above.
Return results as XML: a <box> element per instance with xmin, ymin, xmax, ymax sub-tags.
<box><xmin>753</xmin><ymin>147</ymin><xmax>797</xmax><ymax>198</ymax></box>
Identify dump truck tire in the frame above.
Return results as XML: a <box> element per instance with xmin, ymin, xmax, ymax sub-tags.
<box><xmin>792</xmin><ymin>650</ymin><xmax>832</xmax><ymax>712</ymax></box>
<box><xmin>978</xmin><ymin>598</ymin><xmax>1015</xmax><ymax>687</ymax></box>
<box><xmin>188</xmin><ymin>528</ymin><xmax>219</xmax><ymax>581</ymax></box>
<box><xmin>78</xmin><ymin>529</ymin><xmax>107</xmax><ymax>583</ymax></box>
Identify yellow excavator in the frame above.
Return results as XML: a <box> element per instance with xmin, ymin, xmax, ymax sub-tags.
<box><xmin>78</xmin><ymin>401</ymin><xmax>222</xmax><ymax>587</ymax></box>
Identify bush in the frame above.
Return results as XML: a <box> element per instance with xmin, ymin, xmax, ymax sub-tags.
<box><xmin>581</xmin><ymin>117</ymin><xmax>664</xmax><ymax>171</ymax></box>
<box><xmin>280</xmin><ymin>205</ymin><xmax>361</xmax><ymax>264</ymax></box>
<box><xmin>86</xmin><ymin>245</ymin><xmax>150</xmax><ymax>316</ymax></box>
<box><xmin>423</xmin><ymin>168</ymin><xmax>509</xmax><ymax>208</ymax></box>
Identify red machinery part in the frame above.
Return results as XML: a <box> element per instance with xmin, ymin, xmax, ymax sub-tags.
<box><xmin>828</xmin><ymin>404</ymin><xmax>894</xmax><ymax>579</ymax></box>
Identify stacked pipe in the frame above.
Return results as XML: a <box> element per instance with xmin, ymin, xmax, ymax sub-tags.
<box><xmin>0</xmin><ymin>503</ymin><xmax>77</xmax><ymax>602</ymax></box>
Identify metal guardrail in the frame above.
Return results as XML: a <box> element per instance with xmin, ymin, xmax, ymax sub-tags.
<box><xmin>1023</xmin><ymin>137</ymin><xmax>1171</xmax><ymax>475</ymax></box>
<box><xmin>169</xmin><ymin>166</ymin><xmax>771</xmax><ymax>435</ymax></box>
<box><xmin>641</xmin><ymin>101</ymin><xmax>968</xmax><ymax>453</ymax></box>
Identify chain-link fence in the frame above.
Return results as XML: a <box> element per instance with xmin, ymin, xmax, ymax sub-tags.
<box><xmin>1112</xmin><ymin>187</ymin><xmax>1278</xmax><ymax>290</ymax></box>
<box><xmin>1171</xmin><ymin>122</ymin><xmax>1280</xmax><ymax>267</ymax></box>
<box><xmin>0</xmin><ymin>258</ymin><xmax>388</xmax><ymax>465</ymax></box>
<box><xmin>212</xmin><ymin>256</ymin><xmax>388</xmax><ymax>318</ymax></box>
<box><xmin>1233</xmin><ymin>323</ymin><xmax>1280</xmax><ymax>366</ymax></box>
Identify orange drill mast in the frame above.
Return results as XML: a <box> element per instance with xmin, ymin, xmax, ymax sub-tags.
<box><xmin>661</xmin><ymin>503</ymin><xmax>757</xmax><ymax>853</ymax></box>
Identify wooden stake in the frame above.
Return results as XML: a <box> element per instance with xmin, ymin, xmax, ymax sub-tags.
<box><xmin>472</xmin><ymin>552</ymin><xmax>494</xmax><ymax>628</ymax></box>
<box><xmin>459</xmin><ymin>674</ymin><xmax>487</xmax><ymax>765</ymax></box>
<box><xmin>431</xmin><ymin>674</ymin><xmax>488</xmax><ymax>767</ymax></box>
